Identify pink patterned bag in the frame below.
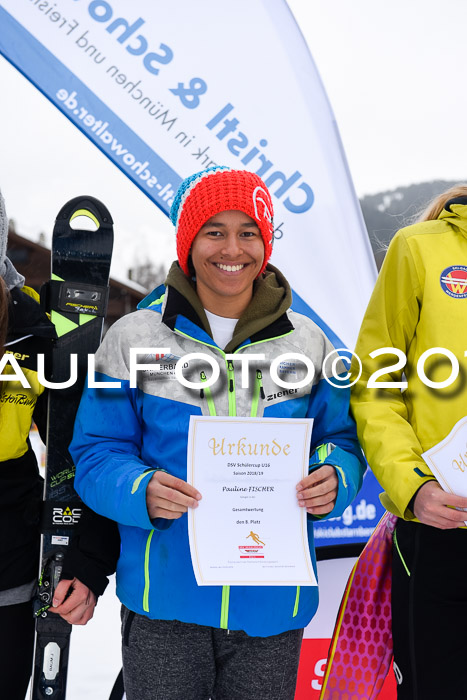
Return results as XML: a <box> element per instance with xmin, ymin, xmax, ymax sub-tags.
<box><xmin>320</xmin><ymin>511</ymin><xmax>398</xmax><ymax>700</ymax></box>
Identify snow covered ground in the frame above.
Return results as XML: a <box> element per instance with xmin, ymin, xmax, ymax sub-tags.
<box><xmin>25</xmin><ymin>559</ymin><xmax>354</xmax><ymax>700</ymax></box>
<box><xmin>30</xmin><ymin>436</ymin><xmax>124</xmax><ymax>698</ymax></box>
<box><xmin>25</xmin><ymin>576</ymin><xmax>122</xmax><ymax>700</ymax></box>
<box><xmin>66</xmin><ymin>575</ymin><xmax>122</xmax><ymax>700</ymax></box>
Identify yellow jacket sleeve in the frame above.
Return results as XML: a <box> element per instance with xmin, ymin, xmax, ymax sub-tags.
<box><xmin>351</xmin><ymin>232</ymin><xmax>434</xmax><ymax>519</ymax></box>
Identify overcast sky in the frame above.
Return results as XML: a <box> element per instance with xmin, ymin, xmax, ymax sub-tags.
<box><xmin>1</xmin><ymin>0</ymin><xmax>466</xmax><ymax>280</ymax></box>
<box><xmin>289</xmin><ymin>0</ymin><xmax>467</xmax><ymax>193</ymax></box>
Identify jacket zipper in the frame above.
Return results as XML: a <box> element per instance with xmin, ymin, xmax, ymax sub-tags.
<box><xmin>220</xmin><ymin>585</ymin><xmax>230</xmax><ymax>630</ymax></box>
<box><xmin>173</xmin><ymin>327</ymin><xmax>293</xmax><ymax>630</ymax></box>
<box><xmin>143</xmin><ymin>530</ymin><xmax>154</xmax><ymax>612</ymax></box>
<box><xmin>226</xmin><ymin>359</ymin><xmax>236</xmax><ymax>417</ymax></box>
<box><xmin>250</xmin><ymin>369</ymin><xmax>264</xmax><ymax>418</ymax></box>
<box><xmin>293</xmin><ymin>585</ymin><xmax>300</xmax><ymax>617</ymax></box>
<box><xmin>199</xmin><ymin>371</ymin><xmax>217</xmax><ymax>416</ymax></box>
<box><xmin>220</xmin><ymin>359</ymin><xmax>236</xmax><ymax>628</ymax></box>
<box><xmin>199</xmin><ymin>363</ymin><xmax>233</xmax><ymax>629</ymax></box>
<box><xmin>291</xmin><ymin>443</ymin><xmax>335</xmax><ymax>617</ymax></box>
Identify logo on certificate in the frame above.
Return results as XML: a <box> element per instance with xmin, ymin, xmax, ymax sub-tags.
<box><xmin>238</xmin><ymin>530</ymin><xmax>265</xmax><ymax>559</ymax></box>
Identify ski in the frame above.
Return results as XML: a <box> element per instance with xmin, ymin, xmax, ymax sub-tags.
<box><xmin>109</xmin><ymin>669</ymin><xmax>125</xmax><ymax>700</ymax></box>
<box><xmin>31</xmin><ymin>196</ymin><xmax>114</xmax><ymax>700</ymax></box>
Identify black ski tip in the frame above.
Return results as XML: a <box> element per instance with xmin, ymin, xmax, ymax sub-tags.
<box><xmin>55</xmin><ymin>196</ymin><xmax>114</xmax><ymax>229</ymax></box>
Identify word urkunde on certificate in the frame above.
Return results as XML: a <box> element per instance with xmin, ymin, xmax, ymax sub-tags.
<box><xmin>187</xmin><ymin>416</ymin><xmax>317</xmax><ymax>586</ymax></box>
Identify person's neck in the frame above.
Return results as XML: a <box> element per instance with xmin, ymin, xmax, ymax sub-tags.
<box><xmin>197</xmin><ymin>288</ymin><xmax>250</xmax><ymax>319</ymax></box>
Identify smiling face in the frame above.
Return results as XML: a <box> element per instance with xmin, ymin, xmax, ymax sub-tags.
<box><xmin>190</xmin><ymin>209</ymin><xmax>265</xmax><ymax>318</ymax></box>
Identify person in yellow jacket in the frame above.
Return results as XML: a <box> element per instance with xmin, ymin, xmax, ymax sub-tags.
<box><xmin>351</xmin><ymin>185</ymin><xmax>467</xmax><ymax>700</ymax></box>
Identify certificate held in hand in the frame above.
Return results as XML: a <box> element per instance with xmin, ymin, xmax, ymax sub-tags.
<box><xmin>187</xmin><ymin>416</ymin><xmax>317</xmax><ymax>586</ymax></box>
<box><xmin>422</xmin><ymin>415</ymin><xmax>467</xmax><ymax>525</ymax></box>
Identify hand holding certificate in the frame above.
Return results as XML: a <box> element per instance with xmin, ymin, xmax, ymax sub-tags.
<box><xmin>187</xmin><ymin>416</ymin><xmax>317</xmax><ymax>586</ymax></box>
<box><xmin>422</xmin><ymin>415</ymin><xmax>467</xmax><ymax>527</ymax></box>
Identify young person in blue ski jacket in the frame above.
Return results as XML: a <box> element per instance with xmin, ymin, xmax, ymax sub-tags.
<box><xmin>71</xmin><ymin>167</ymin><xmax>365</xmax><ymax>700</ymax></box>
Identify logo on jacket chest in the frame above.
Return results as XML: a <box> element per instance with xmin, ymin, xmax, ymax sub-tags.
<box><xmin>140</xmin><ymin>352</ymin><xmax>182</xmax><ymax>381</ymax></box>
<box><xmin>440</xmin><ymin>265</ymin><xmax>467</xmax><ymax>298</ymax></box>
<box><xmin>266</xmin><ymin>388</ymin><xmax>299</xmax><ymax>402</ymax></box>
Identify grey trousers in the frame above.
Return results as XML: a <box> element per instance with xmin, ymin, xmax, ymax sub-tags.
<box><xmin>121</xmin><ymin>606</ymin><xmax>304</xmax><ymax>700</ymax></box>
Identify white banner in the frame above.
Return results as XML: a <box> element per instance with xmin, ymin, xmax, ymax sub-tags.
<box><xmin>0</xmin><ymin>0</ymin><xmax>376</xmax><ymax>348</ymax></box>
<box><xmin>2</xmin><ymin>5</ymin><xmax>384</xmax><ymax>695</ymax></box>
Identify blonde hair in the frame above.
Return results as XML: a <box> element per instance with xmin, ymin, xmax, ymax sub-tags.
<box><xmin>417</xmin><ymin>184</ymin><xmax>467</xmax><ymax>223</ymax></box>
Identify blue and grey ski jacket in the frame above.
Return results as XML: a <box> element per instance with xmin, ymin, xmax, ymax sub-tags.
<box><xmin>71</xmin><ymin>264</ymin><xmax>364</xmax><ymax>637</ymax></box>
